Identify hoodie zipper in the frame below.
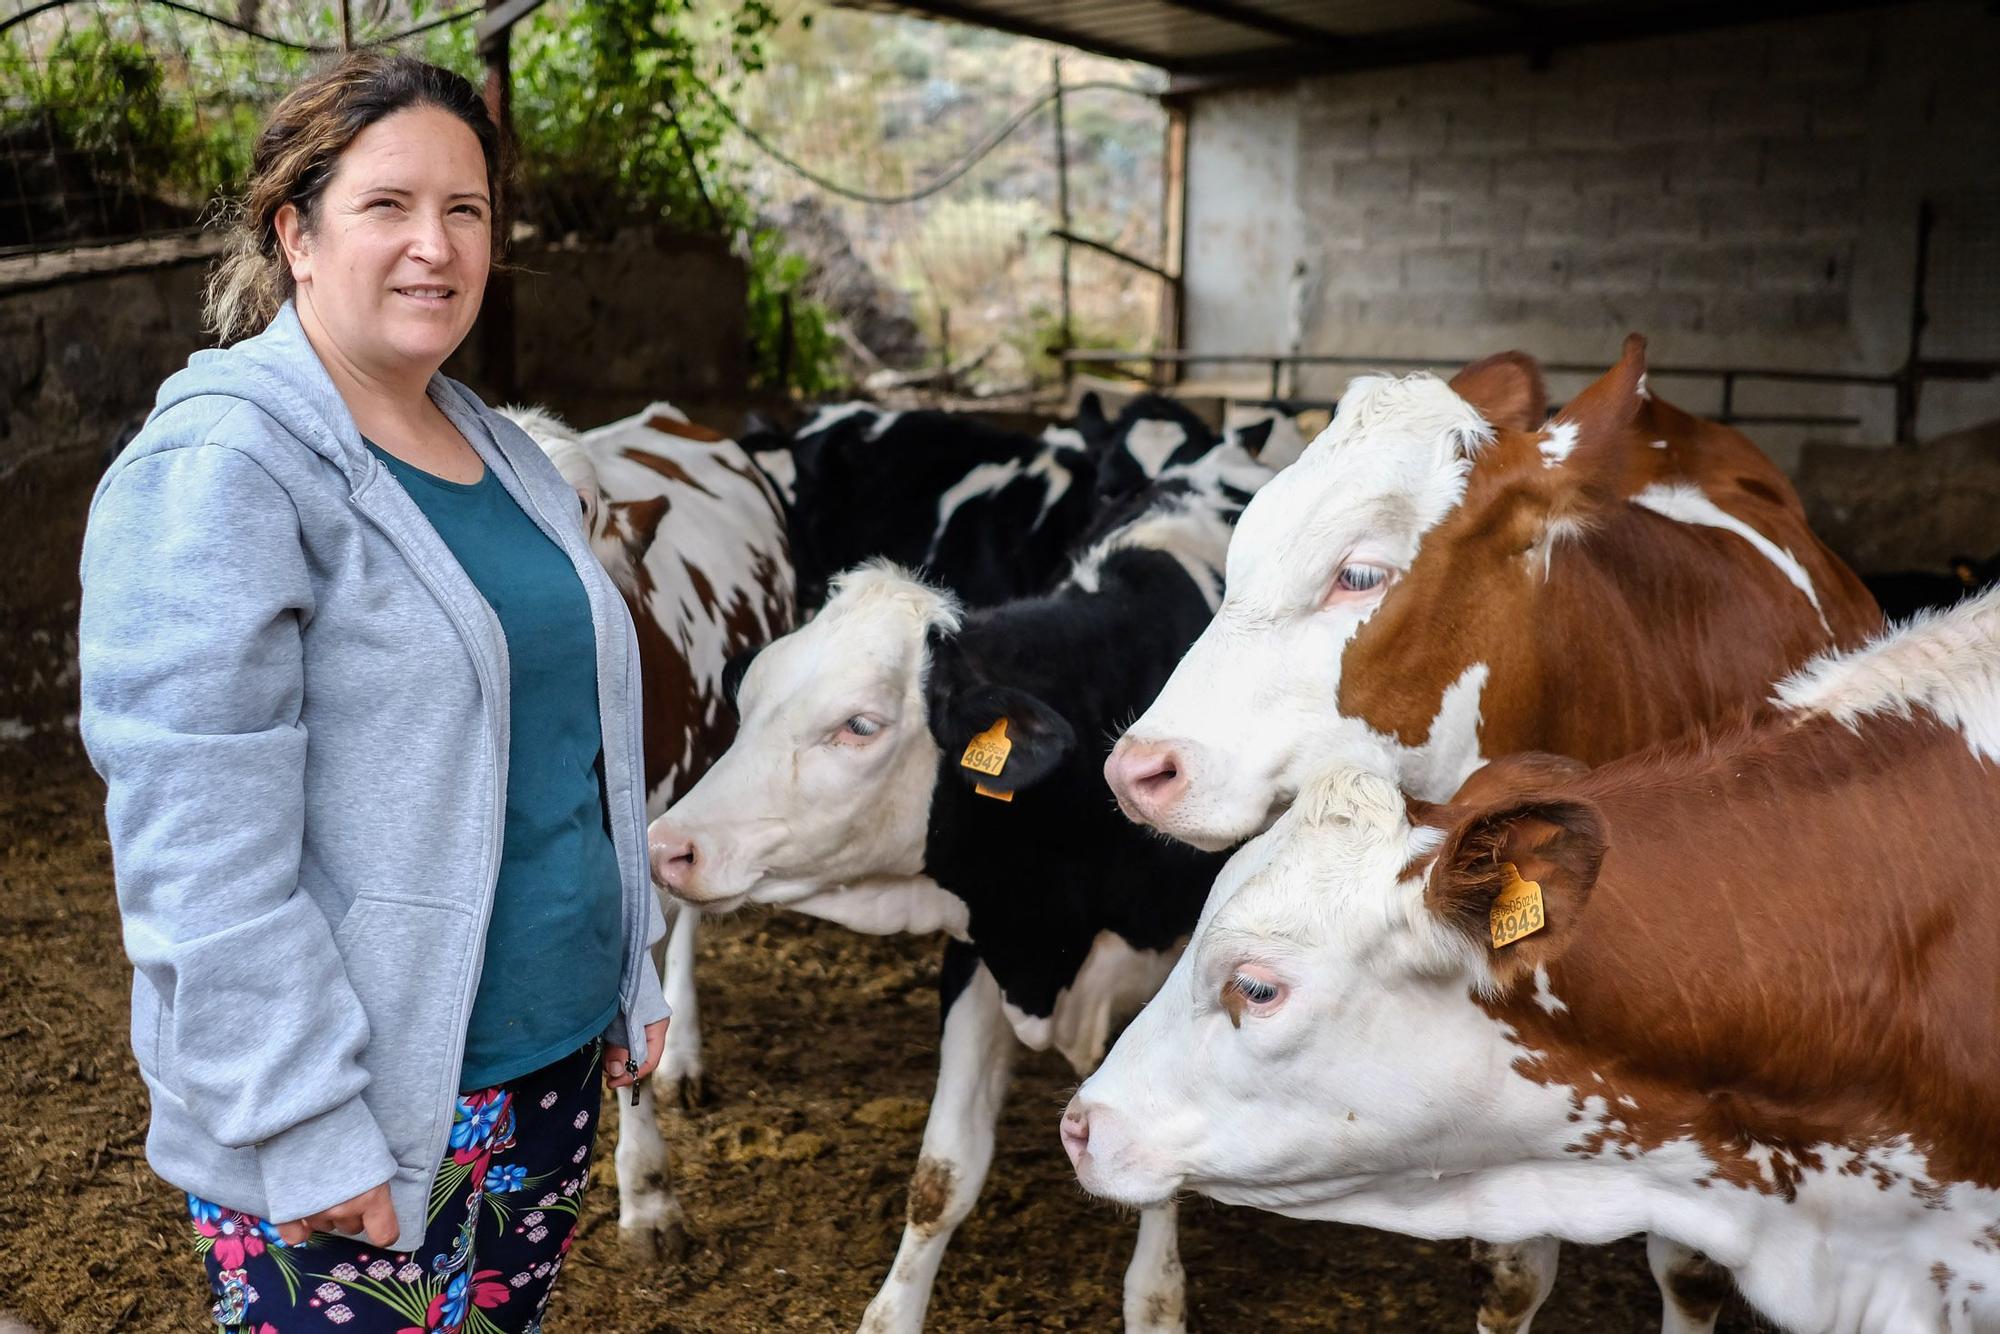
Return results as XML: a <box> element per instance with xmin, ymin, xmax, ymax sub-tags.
<box><xmin>350</xmin><ymin>464</ymin><xmax>509</xmax><ymax>1223</ymax></box>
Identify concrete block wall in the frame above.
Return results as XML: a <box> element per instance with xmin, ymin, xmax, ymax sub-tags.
<box><xmin>1182</xmin><ymin>2</ymin><xmax>2000</xmax><ymax>452</ymax></box>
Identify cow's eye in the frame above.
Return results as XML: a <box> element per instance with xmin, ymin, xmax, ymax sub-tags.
<box><xmin>1334</xmin><ymin>562</ymin><xmax>1390</xmax><ymax>593</ymax></box>
<box><xmin>1229</xmin><ymin>972</ymin><xmax>1281</xmax><ymax>1005</ymax></box>
<box><xmin>842</xmin><ymin>715</ymin><xmax>881</xmax><ymax>738</ymax></box>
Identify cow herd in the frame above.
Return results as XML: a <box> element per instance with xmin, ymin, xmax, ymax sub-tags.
<box><xmin>505</xmin><ymin>337</ymin><xmax>2000</xmax><ymax>1334</ymax></box>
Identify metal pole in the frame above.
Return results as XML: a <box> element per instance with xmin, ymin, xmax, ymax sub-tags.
<box><xmin>1156</xmin><ymin>101</ymin><xmax>1190</xmax><ymax>388</ymax></box>
<box><xmin>1052</xmin><ymin>57</ymin><xmax>1073</xmax><ymax>394</ymax></box>
<box><xmin>479</xmin><ymin>0</ymin><xmax>517</xmax><ymax>401</ymax></box>
<box><xmin>1896</xmin><ymin>198</ymin><xmax>1934</xmax><ymax>445</ymax></box>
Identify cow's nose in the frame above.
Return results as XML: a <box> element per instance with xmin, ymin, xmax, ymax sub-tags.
<box><xmin>1060</xmin><ymin>1099</ymin><xmax>1091</xmax><ymax>1168</ymax></box>
<box><xmin>649</xmin><ymin>830</ymin><xmax>699</xmax><ymax>892</ymax></box>
<box><xmin>1104</xmin><ymin>738</ymin><xmax>1189</xmax><ymax>825</ymax></box>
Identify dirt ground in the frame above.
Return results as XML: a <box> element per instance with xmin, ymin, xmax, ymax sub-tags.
<box><xmin>0</xmin><ymin>738</ymin><xmax>1775</xmax><ymax>1332</ymax></box>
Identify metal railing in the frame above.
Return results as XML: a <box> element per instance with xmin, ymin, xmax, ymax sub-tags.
<box><xmin>1060</xmin><ymin>348</ymin><xmax>2000</xmax><ymax>438</ymax></box>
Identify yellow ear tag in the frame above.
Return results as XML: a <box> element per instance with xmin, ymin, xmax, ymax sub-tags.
<box><xmin>1489</xmin><ymin>862</ymin><xmax>1547</xmax><ymax>949</ymax></box>
<box><xmin>974</xmin><ymin>783</ymin><xmax>1014</xmax><ymax>803</ymax></box>
<box><xmin>960</xmin><ymin>718</ymin><xmax>1012</xmax><ymax>777</ymax></box>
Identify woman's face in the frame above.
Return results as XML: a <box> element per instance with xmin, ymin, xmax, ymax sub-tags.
<box><xmin>280</xmin><ymin>105</ymin><xmax>491</xmax><ymax>382</ymax></box>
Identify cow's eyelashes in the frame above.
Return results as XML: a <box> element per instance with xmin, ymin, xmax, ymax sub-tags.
<box><xmin>1335</xmin><ymin>563</ymin><xmax>1390</xmax><ymax>592</ymax></box>
<box><xmin>1229</xmin><ymin>972</ymin><xmax>1281</xmax><ymax>1006</ymax></box>
<box><xmin>830</xmin><ymin>715</ymin><xmax>884</xmax><ymax>746</ymax></box>
<box><xmin>1321</xmin><ymin>559</ymin><xmax>1396</xmax><ymax>606</ymax></box>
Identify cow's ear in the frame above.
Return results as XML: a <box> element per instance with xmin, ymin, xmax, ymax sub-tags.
<box><xmin>1231</xmin><ymin>417</ymin><xmax>1276</xmax><ymax>459</ymax></box>
<box><xmin>1449</xmin><ymin>350</ymin><xmax>1548</xmax><ymax>434</ymax></box>
<box><xmin>721</xmin><ymin>644</ymin><xmax>764</xmax><ymax>714</ymax></box>
<box><xmin>1555</xmin><ymin>334</ymin><xmax>1648</xmax><ymax>442</ymax></box>
<box><xmin>925</xmin><ymin>642</ymin><xmax>1075</xmax><ymax>795</ymax></box>
<box><xmin>1424</xmin><ymin>796</ymin><xmax>1605</xmax><ymax>987</ymax></box>
<box><xmin>1075</xmin><ymin>391</ymin><xmax>1109</xmax><ymax>440</ymax></box>
<box><xmin>933</xmin><ymin>684</ymin><xmax>1076</xmax><ymax>795</ymax></box>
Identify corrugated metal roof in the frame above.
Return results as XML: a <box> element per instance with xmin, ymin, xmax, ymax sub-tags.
<box><xmin>833</xmin><ymin>0</ymin><xmax>1889</xmax><ymax>82</ymax></box>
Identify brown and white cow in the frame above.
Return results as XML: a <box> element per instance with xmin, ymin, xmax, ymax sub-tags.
<box><xmin>1106</xmin><ymin>336</ymin><xmax>1878</xmax><ymax>850</ymax></box>
<box><xmin>1102</xmin><ymin>338</ymin><xmax>1881</xmax><ymax>1332</ymax></box>
<box><xmin>1067</xmin><ymin>588</ymin><xmax>2000</xmax><ymax>1334</ymax></box>
<box><xmin>506</xmin><ymin>401</ymin><xmax>794</xmax><ymax>1258</ymax></box>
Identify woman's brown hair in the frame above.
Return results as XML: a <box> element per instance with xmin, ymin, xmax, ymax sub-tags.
<box><xmin>204</xmin><ymin>51</ymin><xmax>508</xmax><ymax>344</ymax></box>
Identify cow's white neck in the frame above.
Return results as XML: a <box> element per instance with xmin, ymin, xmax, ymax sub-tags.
<box><xmin>1263</xmin><ymin>1108</ymin><xmax>2000</xmax><ymax>1334</ymax></box>
<box><xmin>758</xmin><ymin>874</ymin><xmax>971</xmax><ymax>940</ymax></box>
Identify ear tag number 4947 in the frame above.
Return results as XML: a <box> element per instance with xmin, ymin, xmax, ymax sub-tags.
<box><xmin>961</xmin><ymin>719</ymin><xmax>1014</xmax><ymax>802</ymax></box>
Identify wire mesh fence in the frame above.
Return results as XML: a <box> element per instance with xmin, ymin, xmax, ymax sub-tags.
<box><xmin>1</xmin><ymin>0</ymin><xmax>1170</xmax><ymax>393</ymax></box>
<box><xmin>715</xmin><ymin>18</ymin><xmax>1168</xmax><ymax>391</ymax></box>
<box><xmin>0</xmin><ymin>0</ymin><xmax>487</xmax><ymax>258</ymax></box>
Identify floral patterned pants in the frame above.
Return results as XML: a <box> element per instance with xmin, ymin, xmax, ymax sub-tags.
<box><xmin>187</xmin><ymin>1039</ymin><xmax>604</xmax><ymax>1334</ymax></box>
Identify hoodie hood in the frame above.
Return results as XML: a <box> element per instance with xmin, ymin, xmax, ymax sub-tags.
<box><xmin>133</xmin><ymin>300</ymin><xmax>490</xmax><ymax>490</ymax></box>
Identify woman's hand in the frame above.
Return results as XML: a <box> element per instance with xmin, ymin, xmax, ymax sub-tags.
<box><xmin>275</xmin><ymin>1181</ymin><xmax>397</xmax><ymax>1246</ymax></box>
<box><xmin>606</xmin><ymin>1018</ymin><xmax>671</xmax><ymax>1096</ymax></box>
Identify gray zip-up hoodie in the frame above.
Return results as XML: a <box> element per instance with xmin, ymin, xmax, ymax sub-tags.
<box><xmin>78</xmin><ymin>303</ymin><xmax>668</xmax><ymax>1253</ymax></box>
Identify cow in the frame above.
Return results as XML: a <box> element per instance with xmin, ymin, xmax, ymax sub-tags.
<box><xmin>750</xmin><ymin>398</ymin><xmax>1285</xmax><ymax>611</ymax></box>
<box><xmin>1101</xmin><ymin>337</ymin><xmax>1882</xmax><ymax>1333</ymax></box>
<box><xmin>745</xmin><ymin>402</ymin><xmax>1099</xmax><ymax>610</ymax></box>
<box><xmin>503</xmin><ymin>401</ymin><xmax>794</xmax><ymax>1260</ymax></box>
<box><xmin>1864</xmin><ymin>550</ymin><xmax>2000</xmax><ymax>622</ymax></box>
<box><xmin>1072</xmin><ymin>390</ymin><xmax>1287</xmax><ymax>509</ymax></box>
<box><xmin>646</xmin><ymin>442</ymin><xmax>1276</xmax><ymax>1333</ymax></box>
<box><xmin>1065</xmin><ymin>588</ymin><xmax>2000</xmax><ymax>1334</ymax></box>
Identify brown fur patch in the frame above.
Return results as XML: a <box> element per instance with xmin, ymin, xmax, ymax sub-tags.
<box><xmin>624</xmin><ymin>447</ymin><xmax>720</xmax><ymax>498</ymax></box>
<box><xmin>1469</xmin><ymin>1240</ymin><xmax>1547</xmax><ymax>1331</ymax></box>
<box><xmin>1458</xmin><ymin>709</ymin><xmax>2000</xmax><ymax>1198</ymax></box>
<box><xmin>906</xmin><ymin>1156</ymin><xmax>956</xmax><ymax>1235</ymax></box>
<box><xmin>646</xmin><ymin>412</ymin><xmax>726</xmax><ymax>442</ymax></box>
<box><xmin>1665</xmin><ymin>1251</ymin><xmax>1733</xmax><ymax>1321</ymax></box>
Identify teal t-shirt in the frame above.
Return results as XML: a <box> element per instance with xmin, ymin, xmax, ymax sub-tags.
<box><xmin>368</xmin><ymin>442</ymin><xmax>624</xmax><ymax>1090</ymax></box>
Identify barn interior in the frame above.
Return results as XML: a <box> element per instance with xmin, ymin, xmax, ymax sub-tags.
<box><xmin>2</xmin><ymin>1</ymin><xmax>1997</xmax><ymax>1330</ymax></box>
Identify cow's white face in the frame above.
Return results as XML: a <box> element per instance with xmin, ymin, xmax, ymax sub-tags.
<box><xmin>1064</xmin><ymin>767</ymin><xmax>1529</xmax><ymax>1215</ymax></box>
<box><xmin>1107</xmin><ymin>374</ymin><xmax>1492</xmax><ymax>849</ymax></box>
<box><xmin>648</xmin><ymin>564</ymin><xmax>950</xmax><ymax>911</ymax></box>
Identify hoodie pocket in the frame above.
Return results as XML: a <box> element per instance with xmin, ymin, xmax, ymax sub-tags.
<box><xmin>332</xmin><ymin>893</ymin><xmax>478</xmax><ymax>1170</ymax></box>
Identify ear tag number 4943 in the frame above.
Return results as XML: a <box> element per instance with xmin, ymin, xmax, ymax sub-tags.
<box><xmin>1489</xmin><ymin>862</ymin><xmax>1546</xmax><ymax>949</ymax></box>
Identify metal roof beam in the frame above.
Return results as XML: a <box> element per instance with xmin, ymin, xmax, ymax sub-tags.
<box><xmin>1148</xmin><ymin>0</ymin><xmax>1350</xmax><ymax>51</ymax></box>
<box><xmin>1166</xmin><ymin>0</ymin><xmax>1896</xmax><ymax>89</ymax></box>
<box><xmin>843</xmin><ymin>0</ymin><xmax>1185</xmax><ymax>68</ymax></box>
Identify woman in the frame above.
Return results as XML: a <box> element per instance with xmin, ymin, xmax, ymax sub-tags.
<box><xmin>78</xmin><ymin>53</ymin><xmax>668</xmax><ymax>1333</ymax></box>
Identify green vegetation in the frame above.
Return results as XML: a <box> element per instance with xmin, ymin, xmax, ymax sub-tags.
<box><xmin>422</xmin><ymin>0</ymin><xmax>839</xmax><ymax>392</ymax></box>
<box><xmin>2</xmin><ymin>1</ymin><xmax>837</xmax><ymax>393</ymax></box>
<box><xmin>0</xmin><ymin>24</ymin><xmax>284</xmax><ymax>210</ymax></box>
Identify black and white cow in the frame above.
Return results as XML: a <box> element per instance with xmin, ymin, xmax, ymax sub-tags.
<box><xmin>647</xmin><ymin>444</ymin><xmax>1274</xmax><ymax>1333</ymax></box>
<box><xmin>1071</xmin><ymin>391</ymin><xmax>1284</xmax><ymax>510</ymax></box>
<box><xmin>752</xmin><ymin>403</ymin><xmax>1098</xmax><ymax>610</ymax></box>
<box><xmin>750</xmin><ymin>399</ymin><xmax>1288</xmax><ymax>612</ymax></box>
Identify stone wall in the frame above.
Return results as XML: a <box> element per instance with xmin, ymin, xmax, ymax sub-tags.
<box><xmin>0</xmin><ymin>232</ymin><xmax>749</xmax><ymax>734</ymax></box>
<box><xmin>1182</xmin><ymin>2</ymin><xmax>2000</xmax><ymax>460</ymax></box>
